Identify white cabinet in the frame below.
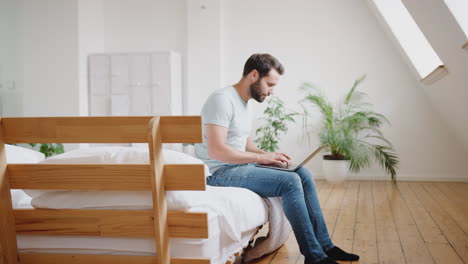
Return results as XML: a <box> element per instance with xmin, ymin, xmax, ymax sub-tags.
<box><xmin>88</xmin><ymin>51</ymin><xmax>182</xmax><ymax>117</ymax></box>
<box><xmin>88</xmin><ymin>51</ymin><xmax>182</xmax><ymax>149</ymax></box>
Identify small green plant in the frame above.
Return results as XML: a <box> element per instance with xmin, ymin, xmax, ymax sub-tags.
<box><xmin>299</xmin><ymin>75</ymin><xmax>399</xmax><ymax>180</ymax></box>
<box><xmin>29</xmin><ymin>143</ymin><xmax>65</xmax><ymax>157</ymax></box>
<box><xmin>255</xmin><ymin>96</ymin><xmax>296</xmax><ymax>152</ymax></box>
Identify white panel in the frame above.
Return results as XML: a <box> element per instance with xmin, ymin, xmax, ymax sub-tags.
<box><xmin>169</xmin><ymin>52</ymin><xmax>182</xmax><ymax>115</ymax></box>
<box><xmin>129</xmin><ymin>54</ymin><xmax>152</xmax><ymax>115</ymax></box>
<box><xmin>110</xmin><ymin>55</ymin><xmax>129</xmax><ymax>94</ymax></box>
<box><xmin>90</xmin><ymin>95</ymin><xmax>109</xmax><ymax>116</ymax></box>
<box><xmin>88</xmin><ymin>52</ymin><xmax>182</xmax><ymax>119</ymax></box>
<box><xmin>152</xmin><ymin>52</ymin><xmax>171</xmax><ymax>115</ymax></box>
<box><xmin>130</xmin><ymin>54</ymin><xmax>151</xmax><ymax>87</ymax></box>
<box><xmin>130</xmin><ymin>85</ymin><xmax>152</xmax><ymax>115</ymax></box>
<box><xmin>111</xmin><ymin>94</ymin><xmax>129</xmax><ymax>116</ymax></box>
<box><xmin>89</xmin><ymin>55</ymin><xmax>110</xmax><ymax>95</ymax></box>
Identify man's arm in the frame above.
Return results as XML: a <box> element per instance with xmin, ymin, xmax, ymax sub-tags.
<box><xmin>246</xmin><ymin>136</ymin><xmax>267</xmax><ymax>154</ymax></box>
<box><xmin>207</xmin><ymin>124</ymin><xmax>290</xmax><ymax>165</ymax></box>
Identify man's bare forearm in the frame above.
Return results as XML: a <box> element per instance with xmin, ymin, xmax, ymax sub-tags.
<box><xmin>246</xmin><ymin>138</ymin><xmax>268</xmax><ymax>154</ymax></box>
<box><xmin>246</xmin><ymin>146</ymin><xmax>267</xmax><ymax>154</ymax></box>
<box><xmin>209</xmin><ymin>144</ymin><xmax>260</xmax><ymax>164</ymax></box>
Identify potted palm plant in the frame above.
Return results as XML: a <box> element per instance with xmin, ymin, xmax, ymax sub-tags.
<box><xmin>299</xmin><ymin>75</ymin><xmax>399</xmax><ymax>182</ymax></box>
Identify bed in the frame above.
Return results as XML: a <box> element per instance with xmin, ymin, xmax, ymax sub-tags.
<box><xmin>0</xmin><ymin>116</ymin><xmax>269</xmax><ymax>264</ymax></box>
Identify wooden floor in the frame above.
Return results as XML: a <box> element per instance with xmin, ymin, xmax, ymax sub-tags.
<box><xmin>244</xmin><ymin>180</ymin><xmax>468</xmax><ymax>264</ymax></box>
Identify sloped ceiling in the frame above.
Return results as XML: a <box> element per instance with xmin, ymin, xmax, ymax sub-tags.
<box><xmin>369</xmin><ymin>0</ymin><xmax>468</xmax><ymax>151</ymax></box>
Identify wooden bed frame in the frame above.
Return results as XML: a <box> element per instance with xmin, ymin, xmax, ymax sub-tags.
<box><xmin>0</xmin><ymin>116</ymin><xmax>217</xmax><ymax>264</ymax></box>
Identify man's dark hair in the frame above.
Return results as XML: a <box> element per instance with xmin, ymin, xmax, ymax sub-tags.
<box><xmin>242</xmin><ymin>53</ymin><xmax>284</xmax><ymax>78</ymax></box>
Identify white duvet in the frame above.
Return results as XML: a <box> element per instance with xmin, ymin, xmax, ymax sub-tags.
<box><xmin>31</xmin><ymin>185</ymin><xmax>268</xmax><ymax>243</ymax></box>
<box><xmin>15</xmin><ymin>186</ymin><xmax>269</xmax><ymax>264</ymax></box>
<box><xmin>12</xmin><ymin>146</ymin><xmax>270</xmax><ymax>263</ymax></box>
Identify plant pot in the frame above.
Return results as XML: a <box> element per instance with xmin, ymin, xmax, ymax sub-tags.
<box><xmin>322</xmin><ymin>155</ymin><xmax>349</xmax><ymax>184</ymax></box>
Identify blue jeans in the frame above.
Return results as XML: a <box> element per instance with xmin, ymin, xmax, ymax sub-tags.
<box><xmin>207</xmin><ymin>163</ymin><xmax>334</xmax><ymax>263</ymax></box>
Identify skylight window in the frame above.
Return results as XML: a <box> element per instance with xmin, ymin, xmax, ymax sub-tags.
<box><xmin>444</xmin><ymin>0</ymin><xmax>468</xmax><ymax>49</ymax></box>
<box><xmin>372</xmin><ymin>0</ymin><xmax>446</xmax><ymax>82</ymax></box>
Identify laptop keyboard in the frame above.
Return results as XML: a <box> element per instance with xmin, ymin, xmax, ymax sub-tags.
<box><xmin>270</xmin><ymin>163</ymin><xmax>290</xmax><ymax>169</ymax></box>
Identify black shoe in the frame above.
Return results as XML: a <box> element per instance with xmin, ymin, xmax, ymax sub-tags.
<box><xmin>325</xmin><ymin>246</ymin><xmax>359</xmax><ymax>261</ymax></box>
<box><xmin>304</xmin><ymin>257</ymin><xmax>339</xmax><ymax>264</ymax></box>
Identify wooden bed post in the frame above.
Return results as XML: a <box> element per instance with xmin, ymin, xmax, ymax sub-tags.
<box><xmin>148</xmin><ymin>116</ymin><xmax>170</xmax><ymax>264</ymax></box>
<box><xmin>0</xmin><ymin>118</ymin><xmax>19</xmax><ymax>264</ymax></box>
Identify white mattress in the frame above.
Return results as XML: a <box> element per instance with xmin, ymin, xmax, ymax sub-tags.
<box><xmin>17</xmin><ymin>215</ymin><xmax>259</xmax><ymax>264</ymax></box>
<box><xmin>13</xmin><ymin>187</ymin><xmax>269</xmax><ymax>264</ymax></box>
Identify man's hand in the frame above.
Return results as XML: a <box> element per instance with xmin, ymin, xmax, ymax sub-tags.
<box><xmin>257</xmin><ymin>152</ymin><xmax>291</xmax><ymax>166</ymax></box>
<box><xmin>207</xmin><ymin>125</ymin><xmax>291</xmax><ymax>165</ymax></box>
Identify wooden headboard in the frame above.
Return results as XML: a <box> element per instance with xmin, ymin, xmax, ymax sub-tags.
<box><xmin>0</xmin><ymin>116</ymin><xmax>209</xmax><ymax>264</ymax></box>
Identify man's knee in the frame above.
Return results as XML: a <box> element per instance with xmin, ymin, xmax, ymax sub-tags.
<box><xmin>283</xmin><ymin>172</ymin><xmax>303</xmax><ymax>192</ymax></box>
<box><xmin>297</xmin><ymin>167</ymin><xmax>314</xmax><ymax>181</ymax></box>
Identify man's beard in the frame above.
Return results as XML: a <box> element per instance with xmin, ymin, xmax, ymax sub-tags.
<box><xmin>250</xmin><ymin>80</ymin><xmax>267</xmax><ymax>102</ymax></box>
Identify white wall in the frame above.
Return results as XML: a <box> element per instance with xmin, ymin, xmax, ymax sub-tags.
<box><xmin>100</xmin><ymin>0</ymin><xmax>186</xmax><ymax>54</ymax></box>
<box><xmin>0</xmin><ymin>0</ymin><xmax>22</xmax><ymax>117</ymax></box>
<box><xmin>85</xmin><ymin>0</ymin><xmax>188</xmax><ymax>113</ymax></box>
<box><xmin>17</xmin><ymin>0</ymin><xmax>79</xmax><ymax>117</ymax></box>
<box><xmin>186</xmin><ymin>0</ymin><xmax>223</xmax><ymax>115</ymax></box>
<box><xmin>78</xmin><ymin>0</ymin><xmax>105</xmax><ymax>116</ymax></box>
<box><xmin>2</xmin><ymin>0</ymin><xmax>466</xmax><ymax>180</ymax></box>
<box><xmin>3</xmin><ymin>0</ymin><xmax>187</xmax><ymax>117</ymax></box>
<box><xmin>219</xmin><ymin>0</ymin><xmax>468</xmax><ymax>181</ymax></box>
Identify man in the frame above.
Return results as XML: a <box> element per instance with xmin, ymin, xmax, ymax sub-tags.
<box><xmin>195</xmin><ymin>54</ymin><xmax>359</xmax><ymax>264</ymax></box>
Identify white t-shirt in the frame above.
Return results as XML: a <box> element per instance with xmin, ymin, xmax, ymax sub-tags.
<box><xmin>194</xmin><ymin>86</ymin><xmax>254</xmax><ymax>173</ymax></box>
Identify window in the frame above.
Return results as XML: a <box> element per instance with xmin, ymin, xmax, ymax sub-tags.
<box><xmin>444</xmin><ymin>0</ymin><xmax>468</xmax><ymax>50</ymax></box>
<box><xmin>372</xmin><ymin>0</ymin><xmax>447</xmax><ymax>83</ymax></box>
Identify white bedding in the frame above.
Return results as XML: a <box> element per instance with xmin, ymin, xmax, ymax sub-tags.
<box><xmin>13</xmin><ymin>186</ymin><xmax>268</xmax><ymax>264</ymax></box>
<box><xmin>17</xmin><ymin>217</ymin><xmax>259</xmax><ymax>264</ymax></box>
<box><xmin>30</xmin><ymin>186</ymin><xmax>268</xmax><ymax>242</ymax></box>
<box><xmin>11</xmin><ymin>146</ymin><xmax>270</xmax><ymax>263</ymax></box>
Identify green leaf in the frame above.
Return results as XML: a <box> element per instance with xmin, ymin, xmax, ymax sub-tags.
<box><xmin>344</xmin><ymin>75</ymin><xmax>366</xmax><ymax>105</ymax></box>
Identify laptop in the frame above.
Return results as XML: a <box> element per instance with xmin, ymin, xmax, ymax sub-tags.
<box><xmin>255</xmin><ymin>144</ymin><xmax>327</xmax><ymax>172</ymax></box>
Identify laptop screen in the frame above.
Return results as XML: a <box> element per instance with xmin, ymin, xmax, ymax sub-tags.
<box><xmin>297</xmin><ymin>144</ymin><xmax>328</xmax><ymax>167</ymax></box>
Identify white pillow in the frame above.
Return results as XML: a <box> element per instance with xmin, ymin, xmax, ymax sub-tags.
<box><xmin>25</xmin><ymin>147</ymin><xmax>211</xmax><ymax>198</ymax></box>
<box><xmin>11</xmin><ymin>190</ymin><xmax>32</xmax><ymax>208</ymax></box>
<box><xmin>4</xmin><ymin>145</ymin><xmax>43</xmax><ymax>209</ymax></box>
<box><xmin>5</xmin><ymin>144</ymin><xmax>45</xmax><ymax>164</ymax></box>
